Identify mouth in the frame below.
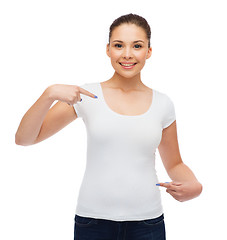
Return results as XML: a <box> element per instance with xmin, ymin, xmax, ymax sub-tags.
<box><xmin>119</xmin><ymin>62</ymin><xmax>137</xmax><ymax>69</ymax></box>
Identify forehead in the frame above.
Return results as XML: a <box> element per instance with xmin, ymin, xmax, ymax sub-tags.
<box><xmin>111</xmin><ymin>23</ymin><xmax>147</xmax><ymax>42</ymax></box>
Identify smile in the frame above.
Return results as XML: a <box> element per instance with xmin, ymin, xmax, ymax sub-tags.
<box><xmin>119</xmin><ymin>62</ymin><xmax>137</xmax><ymax>69</ymax></box>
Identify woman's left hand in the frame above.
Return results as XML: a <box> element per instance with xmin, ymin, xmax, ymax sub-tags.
<box><xmin>157</xmin><ymin>181</ymin><xmax>203</xmax><ymax>202</ymax></box>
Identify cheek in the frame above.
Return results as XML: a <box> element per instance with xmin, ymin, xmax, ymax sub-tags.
<box><xmin>110</xmin><ymin>51</ymin><xmax>121</xmax><ymax>62</ymax></box>
<box><xmin>135</xmin><ymin>50</ymin><xmax>148</xmax><ymax>62</ymax></box>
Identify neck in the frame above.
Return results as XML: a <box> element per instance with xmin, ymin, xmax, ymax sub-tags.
<box><xmin>107</xmin><ymin>71</ymin><xmax>145</xmax><ymax>91</ymax></box>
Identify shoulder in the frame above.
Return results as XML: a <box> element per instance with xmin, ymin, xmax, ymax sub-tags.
<box><xmin>154</xmin><ymin>89</ymin><xmax>175</xmax><ymax>106</ymax></box>
<box><xmin>154</xmin><ymin>89</ymin><xmax>176</xmax><ymax>129</ymax></box>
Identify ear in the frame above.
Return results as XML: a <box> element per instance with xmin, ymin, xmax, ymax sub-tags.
<box><xmin>106</xmin><ymin>43</ymin><xmax>110</xmax><ymax>57</ymax></box>
<box><xmin>146</xmin><ymin>46</ymin><xmax>152</xmax><ymax>59</ymax></box>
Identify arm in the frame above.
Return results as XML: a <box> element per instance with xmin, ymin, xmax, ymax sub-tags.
<box><xmin>157</xmin><ymin>121</ymin><xmax>203</xmax><ymax>202</ymax></box>
<box><xmin>166</xmin><ymin>162</ymin><xmax>198</xmax><ymax>183</ymax></box>
<box><xmin>15</xmin><ymin>84</ymin><xmax>97</xmax><ymax>146</ymax></box>
<box><xmin>15</xmin><ymin>86</ymin><xmax>77</xmax><ymax>146</ymax></box>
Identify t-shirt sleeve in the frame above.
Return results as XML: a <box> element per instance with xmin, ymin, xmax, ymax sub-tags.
<box><xmin>73</xmin><ymin>83</ymin><xmax>87</xmax><ymax>119</ymax></box>
<box><xmin>162</xmin><ymin>95</ymin><xmax>176</xmax><ymax>129</ymax></box>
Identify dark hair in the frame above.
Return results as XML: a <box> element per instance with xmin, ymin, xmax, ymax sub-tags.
<box><xmin>109</xmin><ymin>13</ymin><xmax>151</xmax><ymax>48</ymax></box>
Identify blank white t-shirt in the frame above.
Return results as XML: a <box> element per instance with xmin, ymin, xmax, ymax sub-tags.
<box><xmin>73</xmin><ymin>82</ymin><xmax>176</xmax><ymax>221</ymax></box>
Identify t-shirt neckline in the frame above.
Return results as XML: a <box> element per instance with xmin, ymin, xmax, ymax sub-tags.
<box><xmin>97</xmin><ymin>82</ymin><xmax>155</xmax><ymax>118</ymax></box>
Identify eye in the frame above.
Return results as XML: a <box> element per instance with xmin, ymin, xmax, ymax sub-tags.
<box><xmin>114</xmin><ymin>44</ymin><xmax>122</xmax><ymax>48</ymax></box>
<box><xmin>134</xmin><ymin>44</ymin><xmax>142</xmax><ymax>49</ymax></box>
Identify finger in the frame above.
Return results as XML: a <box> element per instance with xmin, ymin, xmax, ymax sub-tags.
<box><xmin>79</xmin><ymin>87</ymin><xmax>98</xmax><ymax>99</ymax></box>
<box><xmin>166</xmin><ymin>189</ymin><xmax>180</xmax><ymax>199</ymax></box>
<box><xmin>167</xmin><ymin>183</ymin><xmax>181</xmax><ymax>192</ymax></box>
<box><xmin>157</xmin><ymin>182</ymin><xmax>171</xmax><ymax>188</ymax></box>
<box><xmin>171</xmin><ymin>181</ymin><xmax>182</xmax><ymax>186</ymax></box>
<box><xmin>167</xmin><ymin>182</ymin><xmax>182</xmax><ymax>192</ymax></box>
<box><xmin>157</xmin><ymin>182</ymin><xmax>179</xmax><ymax>192</ymax></box>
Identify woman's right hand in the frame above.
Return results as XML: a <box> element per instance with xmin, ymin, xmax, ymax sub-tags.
<box><xmin>47</xmin><ymin>84</ymin><xmax>97</xmax><ymax>105</ymax></box>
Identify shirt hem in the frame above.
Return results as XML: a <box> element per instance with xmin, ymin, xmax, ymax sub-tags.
<box><xmin>75</xmin><ymin>208</ymin><xmax>164</xmax><ymax>222</ymax></box>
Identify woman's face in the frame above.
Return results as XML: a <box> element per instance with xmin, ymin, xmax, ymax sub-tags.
<box><xmin>106</xmin><ymin>23</ymin><xmax>152</xmax><ymax>79</ymax></box>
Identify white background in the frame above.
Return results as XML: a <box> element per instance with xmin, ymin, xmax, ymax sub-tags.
<box><xmin>1</xmin><ymin>0</ymin><xmax>226</xmax><ymax>239</ymax></box>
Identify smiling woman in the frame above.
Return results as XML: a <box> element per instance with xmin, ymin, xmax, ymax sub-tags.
<box><xmin>15</xmin><ymin>13</ymin><xmax>202</xmax><ymax>240</ymax></box>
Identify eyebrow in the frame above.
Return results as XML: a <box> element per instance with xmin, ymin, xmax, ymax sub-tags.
<box><xmin>112</xmin><ymin>40</ymin><xmax>145</xmax><ymax>43</ymax></box>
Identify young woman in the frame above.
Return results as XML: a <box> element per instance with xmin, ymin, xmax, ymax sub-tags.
<box><xmin>15</xmin><ymin>13</ymin><xmax>202</xmax><ymax>240</ymax></box>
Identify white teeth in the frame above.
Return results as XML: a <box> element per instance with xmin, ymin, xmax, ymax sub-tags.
<box><xmin>122</xmin><ymin>64</ymin><xmax>134</xmax><ymax>66</ymax></box>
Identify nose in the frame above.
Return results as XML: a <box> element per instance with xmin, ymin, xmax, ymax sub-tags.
<box><xmin>122</xmin><ymin>46</ymin><xmax>133</xmax><ymax>60</ymax></box>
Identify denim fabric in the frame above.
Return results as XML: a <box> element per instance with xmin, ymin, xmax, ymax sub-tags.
<box><xmin>74</xmin><ymin>214</ymin><xmax>166</xmax><ymax>240</ymax></box>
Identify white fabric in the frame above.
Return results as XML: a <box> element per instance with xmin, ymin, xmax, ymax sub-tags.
<box><xmin>73</xmin><ymin>82</ymin><xmax>176</xmax><ymax>221</ymax></box>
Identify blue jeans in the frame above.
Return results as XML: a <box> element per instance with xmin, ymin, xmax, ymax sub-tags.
<box><xmin>74</xmin><ymin>214</ymin><xmax>166</xmax><ymax>240</ymax></box>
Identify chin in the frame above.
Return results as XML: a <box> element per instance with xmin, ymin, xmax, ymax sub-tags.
<box><xmin>116</xmin><ymin>70</ymin><xmax>140</xmax><ymax>79</ymax></box>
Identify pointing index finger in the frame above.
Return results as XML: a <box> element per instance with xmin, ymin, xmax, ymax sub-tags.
<box><xmin>157</xmin><ymin>182</ymin><xmax>182</xmax><ymax>192</ymax></box>
<box><xmin>79</xmin><ymin>87</ymin><xmax>98</xmax><ymax>99</ymax></box>
<box><xmin>157</xmin><ymin>182</ymin><xmax>171</xmax><ymax>188</ymax></box>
